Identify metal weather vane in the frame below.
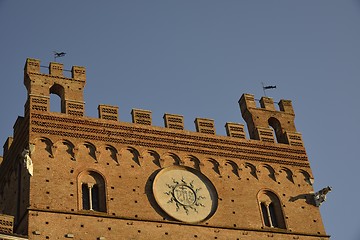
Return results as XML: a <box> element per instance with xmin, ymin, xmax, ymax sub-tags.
<box><xmin>262</xmin><ymin>82</ymin><xmax>277</xmax><ymax>96</ymax></box>
<box><xmin>53</xmin><ymin>51</ymin><xmax>66</xmax><ymax>61</ymax></box>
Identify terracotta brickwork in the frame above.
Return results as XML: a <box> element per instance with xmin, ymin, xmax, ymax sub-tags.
<box><xmin>0</xmin><ymin>58</ymin><xmax>329</xmax><ymax>239</ymax></box>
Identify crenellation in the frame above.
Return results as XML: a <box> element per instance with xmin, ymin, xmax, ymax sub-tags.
<box><xmin>239</xmin><ymin>93</ymin><xmax>257</xmax><ymax>114</ymax></box>
<box><xmin>49</xmin><ymin>62</ymin><xmax>64</xmax><ymax>77</ymax></box>
<box><xmin>71</xmin><ymin>66</ymin><xmax>86</xmax><ymax>82</ymax></box>
<box><xmin>0</xmin><ymin>58</ymin><xmax>328</xmax><ymax>239</ymax></box>
<box><xmin>131</xmin><ymin>109</ymin><xmax>152</xmax><ymax>125</ymax></box>
<box><xmin>98</xmin><ymin>105</ymin><xmax>119</xmax><ymax>121</ymax></box>
<box><xmin>25</xmin><ymin>58</ymin><xmax>86</xmax><ymax>83</ymax></box>
<box><xmin>279</xmin><ymin>99</ymin><xmax>294</xmax><ymax>114</ymax></box>
<box><xmin>195</xmin><ymin>118</ymin><xmax>215</xmax><ymax>135</ymax></box>
<box><xmin>285</xmin><ymin>132</ymin><xmax>304</xmax><ymax>147</ymax></box>
<box><xmin>256</xmin><ymin>127</ymin><xmax>275</xmax><ymax>143</ymax></box>
<box><xmin>259</xmin><ymin>97</ymin><xmax>275</xmax><ymax>111</ymax></box>
<box><xmin>225</xmin><ymin>122</ymin><xmax>246</xmax><ymax>139</ymax></box>
<box><xmin>239</xmin><ymin>93</ymin><xmax>301</xmax><ymax>145</ymax></box>
<box><xmin>24</xmin><ymin>58</ymin><xmax>40</xmax><ymax>74</ymax></box>
<box><xmin>66</xmin><ymin>101</ymin><xmax>84</xmax><ymax>117</ymax></box>
<box><xmin>23</xmin><ymin>59</ymin><xmax>303</xmax><ymax>147</ymax></box>
<box><xmin>24</xmin><ymin>58</ymin><xmax>86</xmax><ymax>117</ymax></box>
<box><xmin>163</xmin><ymin>113</ymin><xmax>184</xmax><ymax>130</ymax></box>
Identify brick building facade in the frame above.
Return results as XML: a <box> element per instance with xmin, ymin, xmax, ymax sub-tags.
<box><xmin>0</xmin><ymin>58</ymin><xmax>330</xmax><ymax>239</ymax></box>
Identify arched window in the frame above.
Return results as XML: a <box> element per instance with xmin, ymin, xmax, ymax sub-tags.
<box><xmin>268</xmin><ymin>117</ymin><xmax>285</xmax><ymax>143</ymax></box>
<box><xmin>78</xmin><ymin>171</ymin><xmax>106</xmax><ymax>212</ymax></box>
<box><xmin>49</xmin><ymin>93</ymin><xmax>61</xmax><ymax>112</ymax></box>
<box><xmin>258</xmin><ymin>190</ymin><xmax>286</xmax><ymax>229</ymax></box>
<box><xmin>49</xmin><ymin>84</ymin><xmax>65</xmax><ymax>113</ymax></box>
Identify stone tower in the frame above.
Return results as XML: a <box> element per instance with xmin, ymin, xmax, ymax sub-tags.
<box><xmin>0</xmin><ymin>58</ymin><xmax>330</xmax><ymax>239</ymax></box>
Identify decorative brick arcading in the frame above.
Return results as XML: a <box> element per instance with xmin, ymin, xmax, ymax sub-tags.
<box><xmin>30</xmin><ymin>113</ymin><xmax>309</xmax><ymax>167</ymax></box>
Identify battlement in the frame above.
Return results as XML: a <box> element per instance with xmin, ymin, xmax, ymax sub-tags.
<box><xmin>23</xmin><ymin>58</ymin><xmax>303</xmax><ymax>147</ymax></box>
<box><xmin>65</xmin><ymin>98</ymin><xmax>303</xmax><ymax>147</ymax></box>
<box><xmin>24</xmin><ymin>58</ymin><xmax>86</xmax><ymax>117</ymax></box>
<box><xmin>239</xmin><ymin>94</ymin><xmax>294</xmax><ymax>115</ymax></box>
<box><xmin>239</xmin><ymin>94</ymin><xmax>302</xmax><ymax>146</ymax></box>
<box><xmin>25</xmin><ymin>58</ymin><xmax>86</xmax><ymax>81</ymax></box>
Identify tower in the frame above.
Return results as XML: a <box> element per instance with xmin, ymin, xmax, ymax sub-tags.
<box><xmin>0</xmin><ymin>58</ymin><xmax>330</xmax><ymax>239</ymax></box>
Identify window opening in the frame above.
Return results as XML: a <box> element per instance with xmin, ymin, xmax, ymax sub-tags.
<box><xmin>268</xmin><ymin>125</ymin><xmax>278</xmax><ymax>143</ymax></box>
<box><xmin>79</xmin><ymin>172</ymin><xmax>106</xmax><ymax>212</ymax></box>
<box><xmin>258</xmin><ymin>191</ymin><xmax>286</xmax><ymax>229</ymax></box>
<box><xmin>268</xmin><ymin>117</ymin><xmax>285</xmax><ymax>143</ymax></box>
<box><xmin>49</xmin><ymin>84</ymin><xmax>65</xmax><ymax>113</ymax></box>
<box><xmin>269</xmin><ymin>202</ymin><xmax>279</xmax><ymax>227</ymax></box>
<box><xmin>261</xmin><ymin>202</ymin><xmax>271</xmax><ymax>227</ymax></box>
<box><xmin>50</xmin><ymin>93</ymin><xmax>61</xmax><ymax>112</ymax></box>
<box><xmin>82</xmin><ymin>183</ymin><xmax>101</xmax><ymax>211</ymax></box>
<box><xmin>82</xmin><ymin>183</ymin><xmax>90</xmax><ymax>210</ymax></box>
<box><xmin>92</xmin><ymin>184</ymin><xmax>100</xmax><ymax>211</ymax></box>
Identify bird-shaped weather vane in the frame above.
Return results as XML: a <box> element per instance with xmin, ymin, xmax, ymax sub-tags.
<box><xmin>262</xmin><ymin>82</ymin><xmax>277</xmax><ymax>96</ymax></box>
<box><xmin>53</xmin><ymin>51</ymin><xmax>66</xmax><ymax>62</ymax></box>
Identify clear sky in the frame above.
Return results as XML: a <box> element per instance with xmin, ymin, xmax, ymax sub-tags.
<box><xmin>1</xmin><ymin>1</ymin><xmax>359</xmax><ymax>239</ymax></box>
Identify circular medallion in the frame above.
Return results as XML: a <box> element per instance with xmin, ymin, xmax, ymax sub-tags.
<box><xmin>152</xmin><ymin>165</ymin><xmax>218</xmax><ymax>223</ymax></box>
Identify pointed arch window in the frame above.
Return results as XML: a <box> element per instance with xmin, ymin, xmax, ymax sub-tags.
<box><xmin>258</xmin><ymin>190</ymin><xmax>286</xmax><ymax>229</ymax></box>
<box><xmin>79</xmin><ymin>171</ymin><xmax>106</xmax><ymax>212</ymax></box>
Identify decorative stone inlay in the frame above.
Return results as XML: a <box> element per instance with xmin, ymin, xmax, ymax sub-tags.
<box><xmin>152</xmin><ymin>166</ymin><xmax>218</xmax><ymax>223</ymax></box>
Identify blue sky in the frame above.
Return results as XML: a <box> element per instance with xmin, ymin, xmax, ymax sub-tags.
<box><xmin>1</xmin><ymin>1</ymin><xmax>359</xmax><ymax>239</ymax></box>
